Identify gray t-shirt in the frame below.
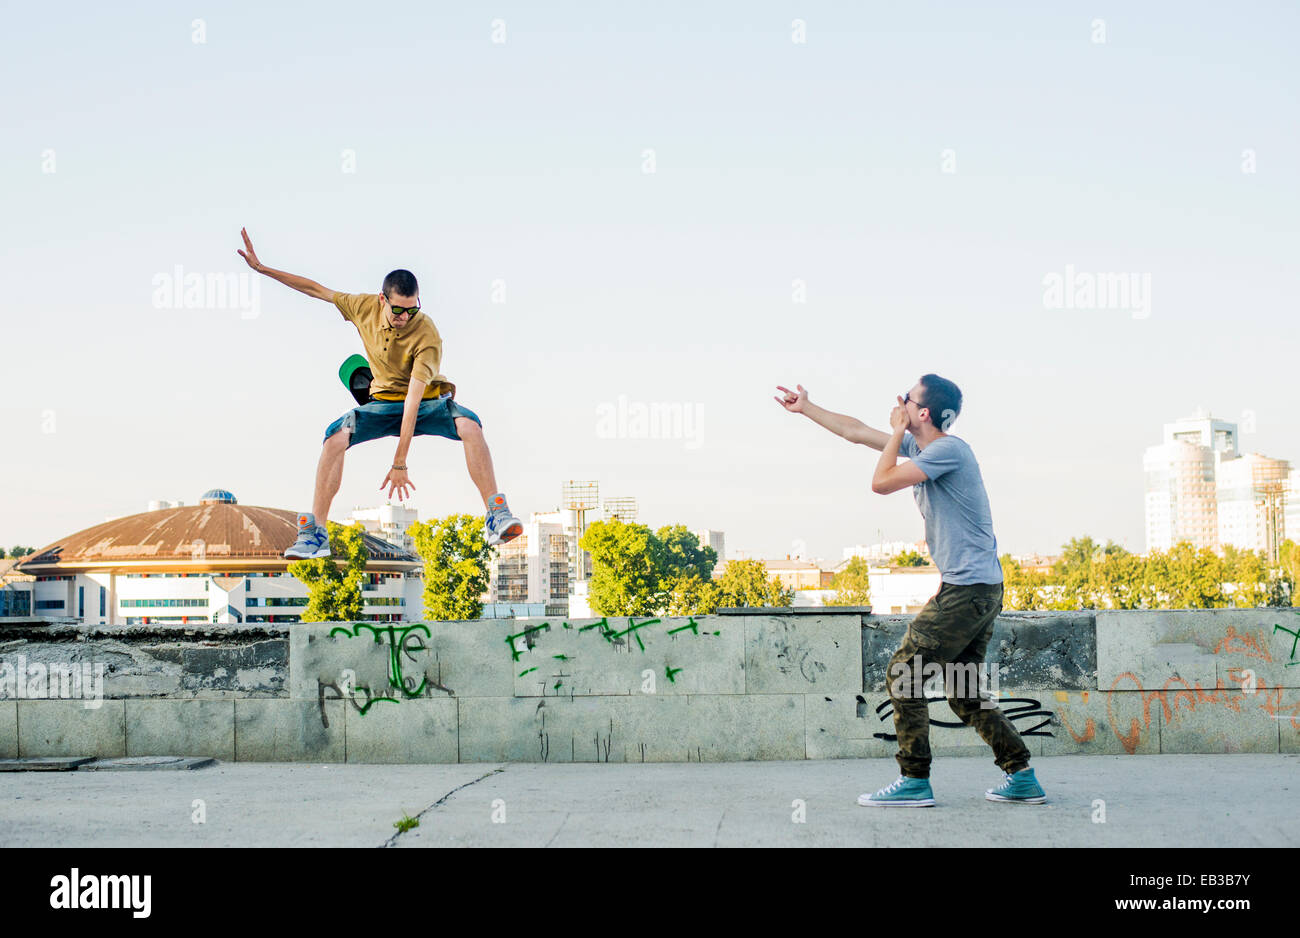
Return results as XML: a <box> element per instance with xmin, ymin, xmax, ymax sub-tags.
<box><xmin>899</xmin><ymin>431</ymin><xmax>1002</xmax><ymax>585</ymax></box>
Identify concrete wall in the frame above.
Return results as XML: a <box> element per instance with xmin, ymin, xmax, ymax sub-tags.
<box><xmin>2</xmin><ymin>609</ymin><xmax>1297</xmax><ymax>762</ymax></box>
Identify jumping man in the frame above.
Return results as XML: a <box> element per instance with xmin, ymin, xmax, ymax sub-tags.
<box><xmin>776</xmin><ymin>376</ymin><xmax>1045</xmax><ymax>807</ymax></box>
<box><xmin>238</xmin><ymin>228</ymin><xmax>523</xmax><ymax>559</ymax></box>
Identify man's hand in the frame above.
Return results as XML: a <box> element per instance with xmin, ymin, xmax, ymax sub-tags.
<box><xmin>889</xmin><ymin>395</ymin><xmax>908</xmax><ymax>435</ymax></box>
<box><xmin>381</xmin><ymin>467</ymin><xmax>416</xmax><ymax>502</ymax></box>
<box><xmin>237</xmin><ymin>228</ymin><xmax>265</xmax><ymax>273</ymax></box>
<box><xmin>774</xmin><ymin>384</ymin><xmax>810</xmax><ymax>414</ymax></box>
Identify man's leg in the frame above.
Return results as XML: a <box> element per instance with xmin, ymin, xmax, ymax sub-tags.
<box><xmin>312</xmin><ymin>426</ymin><xmax>351</xmax><ymax>522</ymax></box>
<box><xmin>454</xmin><ymin>416</ymin><xmax>498</xmax><ymax>507</ymax></box>
<box><xmin>886</xmin><ymin>627</ymin><xmax>939</xmax><ymax>779</ymax></box>
<box><xmin>944</xmin><ymin>590</ymin><xmax>1033</xmax><ymax>776</ymax></box>
<box><xmin>455</xmin><ymin>415</ymin><xmax>522</xmax><ymax>545</ymax></box>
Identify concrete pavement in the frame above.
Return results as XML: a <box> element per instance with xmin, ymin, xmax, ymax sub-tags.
<box><xmin>1</xmin><ymin>753</ymin><xmax>1296</xmax><ymax>848</ymax></box>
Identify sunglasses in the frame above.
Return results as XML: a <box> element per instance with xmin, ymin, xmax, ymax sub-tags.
<box><xmin>385</xmin><ymin>297</ymin><xmax>420</xmax><ymax>316</ymax></box>
<box><xmin>902</xmin><ymin>391</ymin><xmax>923</xmax><ymax>407</ymax></box>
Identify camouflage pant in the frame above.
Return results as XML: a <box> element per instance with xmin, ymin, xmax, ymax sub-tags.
<box><xmin>886</xmin><ymin>581</ymin><xmax>1031</xmax><ymax>779</ymax></box>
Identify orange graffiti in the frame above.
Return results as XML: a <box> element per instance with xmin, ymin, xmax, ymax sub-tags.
<box><xmin>1059</xmin><ymin>709</ymin><xmax>1096</xmax><ymax>744</ymax></box>
<box><xmin>1212</xmin><ymin>626</ymin><xmax>1273</xmax><ymax>662</ymax></box>
<box><xmin>1105</xmin><ymin>668</ymin><xmax>1300</xmax><ymax>754</ymax></box>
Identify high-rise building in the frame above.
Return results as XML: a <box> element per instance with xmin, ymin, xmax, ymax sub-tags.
<box><xmin>693</xmin><ymin>529</ymin><xmax>725</xmax><ymax>576</ymax></box>
<box><xmin>1217</xmin><ymin>453</ymin><xmax>1292</xmax><ymax>561</ymax></box>
<box><xmin>487</xmin><ymin>518</ymin><xmax>571</xmax><ymax>616</ymax></box>
<box><xmin>1144</xmin><ymin>414</ymin><xmax>1236</xmax><ymax>552</ymax></box>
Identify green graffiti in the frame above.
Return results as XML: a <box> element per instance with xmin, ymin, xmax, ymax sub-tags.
<box><xmin>552</xmin><ymin>654</ymin><xmax>570</xmax><ymax>661</ymax></box>
<box><xmin>505</xmin><ymin>623</ymin><xmax>552</xmax><ymax>661</ymax></box>
<box><xmin>519</xmin><ymin>667</ymin><xmax>537</xmax><ymax>677</ymax></box>
<box><xmin>667</xmin><ymin>617</ymin><xmax>699</xmax><ymax>636</ymax></box>
<box><xmin>329</xmin><ymin>622</ymin><xmax>431</xmax><ymax>698</ymax></box>
<box><xmin>554</xmin><ymin>679</ymin><xmax>564</xmax><ymax>692</ymax></box>
<box><xmin>665</xmin><ymin>665</ymin><xmax>683</xmax><ymax>683</ymax></box>
<box><xmin>1276</xmin><ymin>615</ymin><xmax>1300</xmax><ymax>666</ymax></box>
<box><xmin>611</xmin><ymin>617</ymin><xmax>658</xmax><ymax>651</ymax></box>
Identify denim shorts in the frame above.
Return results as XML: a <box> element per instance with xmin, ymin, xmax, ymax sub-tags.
<box><xmin>322</xmin><ymin>393</ymin><xmax>482</xmax><ymax>449</ymax></box>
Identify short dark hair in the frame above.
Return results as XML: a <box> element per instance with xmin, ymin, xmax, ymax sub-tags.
<box><xmin>382</xmin><ymin>269</ymin><xmax>419</xmax><ymax>298</ymax></box>
<box><xmin>918</xmin><ymin>374</ymin><xmax>962</xmax><ymax>431</ymax></box>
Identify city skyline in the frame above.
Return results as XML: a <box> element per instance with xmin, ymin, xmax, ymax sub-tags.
<box><xmin>3</xmin><ymin>2</ymin><xmax>1298</xmax><ymax>563</ymax></box>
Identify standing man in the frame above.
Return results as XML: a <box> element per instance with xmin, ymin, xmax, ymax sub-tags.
<box><xmin>238</xmin><ymin>228</ymin><xmax>522</xmax><ymax>559</ymax></box>
<box><xmin>775</xmin><ymin>376</ymin><xmax>1045</xmax><ymax>806</ymax></box>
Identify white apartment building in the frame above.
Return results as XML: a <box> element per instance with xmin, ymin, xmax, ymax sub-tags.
<box><xmin>487</xmin><ymin>517</ymin><xmax>571</xmax><ymax>617</ymax></box>
<box><xmin>348</xmin><ymin>503</ymin><xmax>420</xmax><ymax>553</ymax></box>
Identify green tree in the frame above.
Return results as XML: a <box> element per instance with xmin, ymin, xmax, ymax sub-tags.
<box><xmin>826</xmin><ymin>556</ymin><xmax>871</xmax><ymax>606</ymax></box>
<box><xmin>891</xmin><ymin>549</ymin><xmax>929</xmax><ymax>567</ymax></box>
<box><xmin>714</xmin><ymin>559</ymin><xmax>793</xmax><ymax>608</ymax></box>
<box><xmin>410</xmin><ymin>513</ymin><xmax>494</xmax><ymax>620</ymax></box>
<box><xmin>1278</xmin><ymin>540</ymin><xmax>1299</xmax><ymax>606</ymax></box>
<box><xmin>288</xmin><ymin>522</ymin><xmax>368</xmax><ymax>622</ymax></box>
<box><xmin>1094</xmin><ymin>544</ymin><xmax>1149</xmax><ymax>609</ymax></box>
<box><xmin>667</xmin><ymin>573</ymin><xmax>722</xmax><ymax>615</ymax></box>
<box><xmin>581</xmin><ymin>519</ymin><xmax>664</xmax><ymax>616</ymax></box>
<box><xmin>1050</xmin><ymin>536</ymin><xmax>1105</xmax><ymax>609</ymax></box>
<box><xmin>653</xmin><ymin>524</ymin><xmax>717</xmax><ymax>597</ymax></box>
<box><xmin>1221</xmin><ymin>544</ymin><xmax>1269</xmax><ymax>608</ymax></box>
<box><xmin>0</xmin><ymin>547</ymin><xmax>6</xmax><ymax>559</ymax></box>
<box><xmin>1000</xmin><ymin>555</ymin><xmax>1049</xmax><ymax>610</ymax></box>
<box><xmin>1143</xmin><ymin>542</ymin><xmax>1227</xmax><ymax>609</ymax></box>
<box><xmin>9</xmin><ymin>546</ymin><xmax>31</xmax><ymax>558</ymax></box>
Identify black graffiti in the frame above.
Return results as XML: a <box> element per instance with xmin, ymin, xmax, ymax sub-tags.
<box><xmin>871</xmin><ymin>696</ymin><xmax>1055</xmax><ymax>740</ymax></box>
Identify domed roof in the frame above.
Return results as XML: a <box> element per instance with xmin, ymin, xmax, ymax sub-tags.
<box><xmin>200</xmin><ymin>489</ymin><xmax>237</xmax><ymax>505</ymax></box>
<box><xmin>17</xmin><ymin>503</ymin><xmax>420</xmax><ymax>572</ymax></box>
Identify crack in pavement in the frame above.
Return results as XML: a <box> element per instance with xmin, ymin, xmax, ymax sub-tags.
<box><xmin>381</xmin><ymin>766</ymin><xmax>506</xmax><ymax>848</ymax></box>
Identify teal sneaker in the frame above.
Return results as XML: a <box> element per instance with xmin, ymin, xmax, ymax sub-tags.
<box><xmin>858</xmin><ymin>776</ymin><xmax>936</xmax><ymax>808</ymax></box>
<box><xmin>985</xmin><ymin>767</ymin><xmax>1046</xmax><ymax>804</ymax></box>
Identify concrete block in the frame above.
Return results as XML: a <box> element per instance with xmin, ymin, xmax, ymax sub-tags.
<box><xmin>458</xmin><ymin>693</ymin><xmax>804</xmax><ymax>763</ymax></box>
<box><xmin>125</xmin><ymin>699</ymin><xmax>235</xmax><ymax>760</ymax></box>
<box><xmin>804</xmin><ymin>694</ymin><xmax>895</xmax><ymax>760</ymax></box>
<box><xmin>509</xmin><ymin>616</ymin><xmax>742</xmax><ymax>697</ymax></box>
<box><xmin>234</xmin><ymin>699</ymin><xmax>343</xmax><ymax>762</ymax></box>
<box><xmin>1279</xmin><ymin>691</ymin><xmax>1300</xmax><ymax>754</ymax></box>
<box><xmin>1097</xmin><ymin>609</ymin><xmax>1300</xmax><ymax>689</ymax></box>
<box><xmin>344</xmin><ymin>697</ymin><xmax>458</xmax><ymax>763</ymax></box>
<box><xmin>18</xmin><ymin>700</ymin><xmax>126</xmax><ymax>758</ymax></box>
<box><xmin>1042</xmin><ymin>689</ymin><xmax>1161</xmax><ymax>756</ymax></box>
<box><xmin>863</xmin><ymin>612</ymin><xmax>1095</xmax><ymax>691</ymax></box>
<box><xmin>291</xmin><ymin>621</ymin><xmax>513</xmax><ymax>702</ymax></box>
<box><xmin>1154</xmin><ymin>681</ymin><xmax>1283</xmax><ymax>754</ymax></box>
<box><xmin>677</xmin><ymin>695</ymin><xmax>805</xmax><ymax>761</ymax></box>
<box><xmin>0</xmin><ymin>701</ymin><xmax>14</xmax><ymax>758</ymax></box>
<box><xmin>181</xmin><ymin>640</ymin><xmax>286</xmax><ymax>697</ymax></box>
<box><xmin>743</xmin><ymin>616</ymin><xmax>861</xmax><ymax>694</ymax></box>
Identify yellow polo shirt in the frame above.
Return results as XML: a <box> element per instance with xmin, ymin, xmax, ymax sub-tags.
<box><xmin>332</xmin><ymin>293</ymin><xmax>455</xmax><ymax>401</ymax></box>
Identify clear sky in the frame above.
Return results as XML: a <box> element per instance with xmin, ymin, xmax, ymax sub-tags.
<box><xmin>2</xmin><ymin>1</ymin><xmax>1297</xmax><ymax>562</ymax></box>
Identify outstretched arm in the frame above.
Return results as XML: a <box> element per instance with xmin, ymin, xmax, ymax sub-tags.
<box><xmin>237</xmin><ymin>228</ymin><xmax>335</xmax><ymax>301</ymax></box>
<box><xmin>774</xmin><ymin>384</ymin><xmax>893</xmax><ymax>450</ymax></box>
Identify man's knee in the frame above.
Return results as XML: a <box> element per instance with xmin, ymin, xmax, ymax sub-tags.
<box><xmin>324</xmin><ymin>428</ymin><xmax>351</xmax><ymax>452</ymax></box>
<box><xmin>456</xmin><ymin>416</ymin><xmax>483</xmax><ymax>441</ymax></box>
